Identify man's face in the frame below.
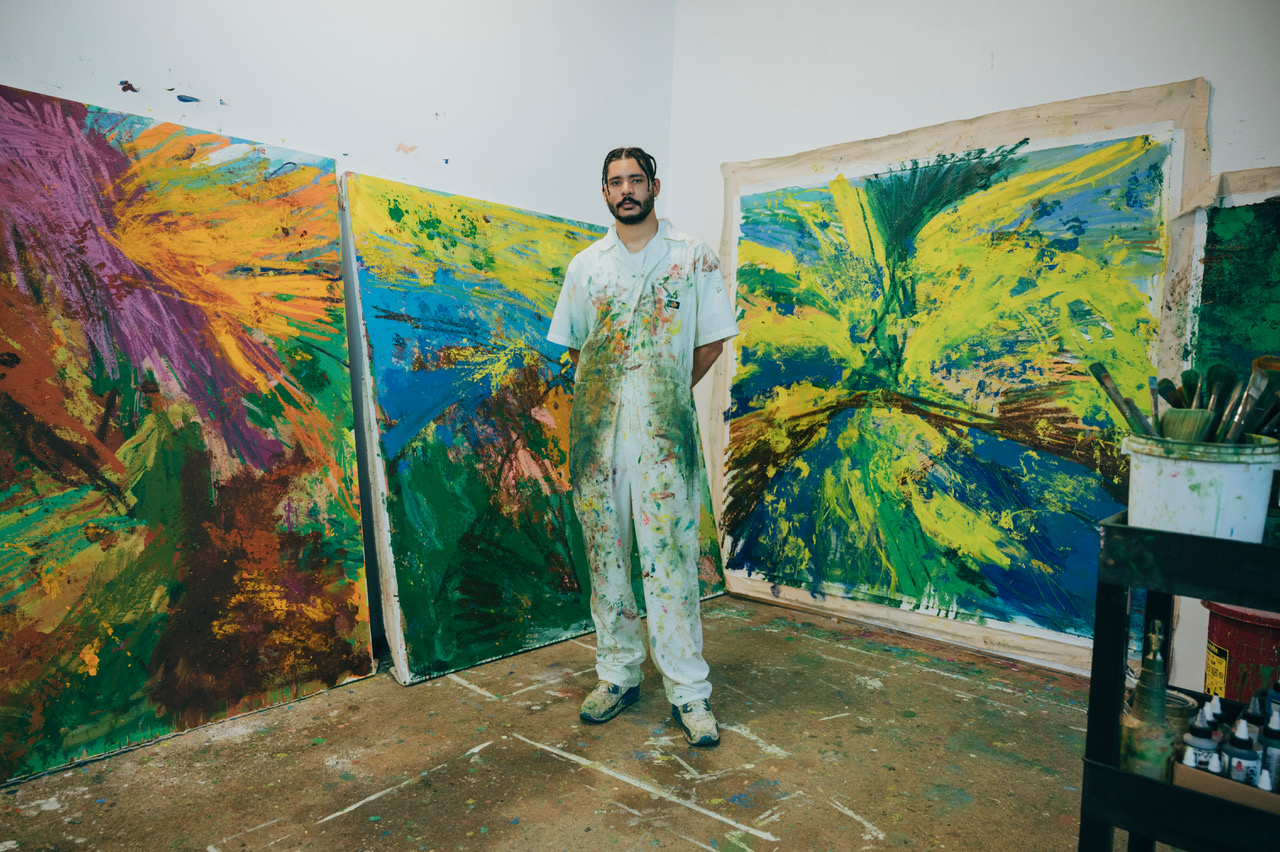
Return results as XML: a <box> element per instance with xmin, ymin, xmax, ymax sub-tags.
<box><xmin>603</xmin><ymin>157</ymin><xmax>659</xmax><ymax>225</ymax></box>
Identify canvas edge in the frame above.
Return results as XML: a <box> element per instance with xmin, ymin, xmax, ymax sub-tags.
<box><xmin>339</xmin><ymin>173</ymin><xmax>415</xmax><ymax>686</ymax></box>
<box><xmin>725</xmin><ymin>573</ymin><xmax>1092</xmax><ymax>676</ymax></box>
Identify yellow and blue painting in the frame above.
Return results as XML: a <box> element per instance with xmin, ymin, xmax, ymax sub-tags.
<box><xmin>726</xmin><ymin>134</ymin><xmax>1173</xmax><ymax>637</ymax></box>
<box><xmin>0</xmin><ymin>85</ymin><xmax>371</xmax><ymax>779</ymax></box>
<box><xmin>346</xmin><ymin>175</ymin><xmax>726</xmax><ymax>682</ymax></box>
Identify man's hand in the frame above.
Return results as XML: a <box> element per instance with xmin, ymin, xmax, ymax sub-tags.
<box><xmin>691</xmin><ymin>339</ymin><xmax>725</xmax><ymax>388</ymax></box>
<box><xmin>568</xmin><ymin>348</ymin><xmax>580</xmax><ymax>368</ymax></box>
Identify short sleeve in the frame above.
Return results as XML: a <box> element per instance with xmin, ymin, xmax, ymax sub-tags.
<box><xmin>693</xmin><ymin>249</ymin><xmax>739</xmax><ymax>347</ymax></box>
<box><xmin>547</xmin><ymin>254</ymin><xmax>589</xmax><ymax>349</ymax></box>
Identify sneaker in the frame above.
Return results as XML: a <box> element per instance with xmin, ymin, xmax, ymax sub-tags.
<box><xmin>671</xmin><ymin>699</ymin><xmax>720</xmax><ymax>747</ymax></box>
<box><xmin>579</xmin><ymin>681</ymin><xmax>640</xmax><ymax>723</ymax></box>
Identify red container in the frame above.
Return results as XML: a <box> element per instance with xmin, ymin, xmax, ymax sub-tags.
<box><xmin>1203</xmin><ymin>602</ymin><xmax>1280</xmax><ymax>701</ymax></box>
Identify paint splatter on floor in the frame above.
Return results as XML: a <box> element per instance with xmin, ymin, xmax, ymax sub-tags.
<box><xmin>0</xmin><ymin>597</ymin><xmax>1094</xmax><ymax>850</ymax></box>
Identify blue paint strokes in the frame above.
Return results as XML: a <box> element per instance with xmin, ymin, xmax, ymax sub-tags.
<box><xmin>176</xmin><ymin>94</ymin><xmax>200</xmax><ymax>103</ymax></box>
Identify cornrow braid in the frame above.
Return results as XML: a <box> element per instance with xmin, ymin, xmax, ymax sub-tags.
<box><xmin>601</xmin><ymin>147</ymin><xmax>657</xmax><ymax>187</ymax></box>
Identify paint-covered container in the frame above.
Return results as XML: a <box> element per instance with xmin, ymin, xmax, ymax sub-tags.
<box><xmin>1122</xmin><ymin>434</ymin><xmax>1280</xmax><ymax>543</ymax></box>
<box><xmin>1204</xmin><ymin>602</ymin><xmax>1280</xmax><ymax>702</ymax></box>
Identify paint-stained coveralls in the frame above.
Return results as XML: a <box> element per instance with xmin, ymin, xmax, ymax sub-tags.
<box><xmin>548</xmin><ymin>219</ymin><xmax>737</xmax><ymax>704</ymax></box>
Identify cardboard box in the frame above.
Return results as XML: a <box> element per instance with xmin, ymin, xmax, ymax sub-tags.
<box><xmin>1172</xmin><ymin>763</ymin><xmax>1280</xmax><ymax>815</ymax></box>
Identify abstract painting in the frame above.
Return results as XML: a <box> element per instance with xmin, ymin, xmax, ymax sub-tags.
<box><xmin>1194</xmin><ymin>184</ymin><xmax>1280</xmax><ymax>373</ymax></box>
<box><xmin>0</xmin><ymin>85</ymin><xmax>371</xmax><ymax>779</ymax></box>
<box><xmin>344</xmin><ymin>174</ymin><xmax>726</xmax><ymax>684</ymax></box>
<box><xmin>716</xmin><ymin>81</ymin><xmax>1209</xmax><ymax>659</ymax></box>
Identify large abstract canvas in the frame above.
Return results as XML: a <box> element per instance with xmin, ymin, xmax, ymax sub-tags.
<box><xmin>0</xmin><ymin>85</ymin><xmax>371</xmax><ymax>779</ymax></box>
<box><xmin>1193</xmin><ymin>174</ymin><xmax>1280</xmax><ymax>373</ymax></box>
<box><xmin>715</xmin><ymin>81</ymin><xmax>1209</xmax><ymax>666</ymax></box>
<box><xmin>344</xmin><ymin>174</ymin><xmax>726</xmax><ymax>684</ymax></box>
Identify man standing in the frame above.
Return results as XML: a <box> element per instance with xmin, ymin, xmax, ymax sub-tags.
<box><xmin>548</xmin><ymin>147</ymin><xmax>737</xmax><ymax>747</ymax></box>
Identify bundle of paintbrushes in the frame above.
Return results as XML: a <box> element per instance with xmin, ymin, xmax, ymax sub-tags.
<box><xmin>1089</xmin><ymin>357</ymin><xmax>1280</xmax><ymax>444</ymax></box>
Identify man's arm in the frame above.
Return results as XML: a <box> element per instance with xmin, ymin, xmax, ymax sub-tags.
<box><xmin>568</xmin><ymin>348</ymin><xmax>579</xmax><ymax>368</ymax></box>
<box><xmin>690</xmin><ymin>339</ymin><xmax>724</xmax><ymax>388</ymax></box>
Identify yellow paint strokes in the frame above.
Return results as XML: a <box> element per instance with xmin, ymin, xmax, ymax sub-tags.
<box><xmin>347</xmin><ymin>174</ymin><xmax>599</xmax><ymax>316</ymax></box>
<box><xmin>918</xmin><ymin>136</ymin><xmax>1160</xmax><ymax>250</ymax></box>
<box><xmin>901</xmin><ymin>137</ymin><xmax>1163</xmax><ymax>420</ymax></box>
<box><xmin>78</xmin><ymin>640</ymin><xmax>101</xmax><ymax>677</ymax></box>
<box><xmin>828</xmin><ymin>176</ymin><xmax>886</xmax><ymax>271</ymax></box>
<box><xmin>912</xmin><ymin>487</ymin><xmax>1025</xmax><ymax>569</ymax></box>
<box><xmin>739</xmin><ymin>292</ymin><xmax>866</xmax><ymax>378</ymax></box>
<box><xmin>111</xmin><ymin>126</ymin><xmax>340</xmax><ymax>384</ymax></box>
<box><xmin>737</xmin><ymin>241</ymin><xmax>797</xmax><ymax>276</ymax></box>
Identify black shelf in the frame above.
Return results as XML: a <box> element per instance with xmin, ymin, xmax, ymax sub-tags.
<box><xmin>1078</xmin><ymin>511</ymin><xmax>1280</xmax><ymax>852</ymax></box>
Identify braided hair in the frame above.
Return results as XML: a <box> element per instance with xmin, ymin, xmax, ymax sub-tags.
<box><xmin>601</xmin><ymin>147</ymin><xmax>657</xmax><ymax>187</ymax></box>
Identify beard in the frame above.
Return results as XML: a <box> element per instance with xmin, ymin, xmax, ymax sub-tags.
<box><xmin>608</xmin><ymin>193</ymin><xmax>654</xmax><ymax>225</ymax></box>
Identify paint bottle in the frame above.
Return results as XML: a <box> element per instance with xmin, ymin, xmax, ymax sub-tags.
<box><xmin>1181</xmin><ymin>747</ymin><xmax>1198</xmax><ymax>769</ymax></box>
<box><xmin>1258</xmin><ymin>768</ymin><xmax>1274</xmax><ymax>793</ymax></box>
<box><xmin>1182</xmin><ymin>708</ymin><xmax>1219</xmax><ymax>770</ymax></box>
<box><xmin>1259</xmin><ymin>708</ymin><xmax>1280</xmax><ymax>782</ymax></box>
<box><xmin>1267</xmin><ymin>680</ymin><xmax>1280</xmax><ymax>718</ymax></box>
<box><xmin>1204</xmin><ymin>695</ymin><xmax>1225</xmax><ymax>742</ymax></box>
<box><xmin>1242</xmin><ymin>694</ymin><xmax>1267</xmax><ymax>743</ymax></box>
<box><xmin>1208</xmin><ymin>751</ymin><xmax>1223</xmax><ymax>776</ymax></box>
<box><xmin>1222</xmin><ymin>718</ymin><xmax>1262</xmax><ymax>784</ymax></box>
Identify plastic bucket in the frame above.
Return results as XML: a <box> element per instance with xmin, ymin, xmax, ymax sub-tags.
<box><xmin>1121</xmin><ymin>434</ymin><xmax>1280</xmax><ymax>543</ymax></box>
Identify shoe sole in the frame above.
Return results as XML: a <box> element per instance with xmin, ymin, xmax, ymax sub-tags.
<box><xmin>671</xmin><ymin>706</ymin><xmax>720</xmax><ymax>747</ymax></box>
<box><xmin>579</xmin><ymin>686</ymin><xmax>640</xmax><ymax>724</ymax></box>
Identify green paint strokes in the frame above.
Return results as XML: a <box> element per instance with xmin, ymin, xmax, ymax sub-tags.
<box><xmin>1195</xmin><ymin>195</ymin><xmax>1280</xmax><ymax>372</ymax></box>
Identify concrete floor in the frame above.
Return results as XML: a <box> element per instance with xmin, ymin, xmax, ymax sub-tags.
<box><xmin>2</xmin><ymin>596</ymin><xmax>1112</xmax><ymax>851</ymax></box>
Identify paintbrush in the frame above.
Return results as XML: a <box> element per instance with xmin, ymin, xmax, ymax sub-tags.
<box><xmin>1088</xmin><ymin>362</ymin><xmax>1154</xmax><ymax>436</ymax></box>
<box><xmin>1157</xmin><ymin>378</ymin><xmax>1185</xmax><ymax>409</ymax></box>
<box><xmin>1181</xmin><ymin>369</ymin><xmax>1199</xmax><ymax>409</ymax></box>
<box><xmin>1148</xmin><ymin>377</ymin><xmax>1163</xmax><ymax>437</ymax></box>
<box><xmin>1161</xmin><ymin>409</ymin><xmax>1214</xmax><ymax>443</ymax></box>
<box><xmin>1254</xmin><ymin>393</ymin><xmax>1280</xmax><ymax>436</ymax></box>
<box><xmin>1258</xmin><ymin>393</ymin><xmax>1280</xmax><ymax>436</ymax></box>
<box><xmin>1215</xmin><ymin>380</ymin><xmax>1246</xmax><ymax>443</ymax></box>
<box><xmin>1254</xmin><ymin>354</ymin><xmax>1280</xmax><ymax>373</ymax></box>
<box><xmin>1125</xmin><ymin>396</ymin><xmax>1154</xmax><ymax>437</ymax></box>
<box><xmin>1203</xmin><ymin>363</ymin><xmax>1237</xmax><ymax>437</ymax></box>
<box><xmin>1243</xmin><ymin>371</ymin><xmax>1280</xmax><ymax>435</ymax></box>
<box><xmin>1224</xmin><ymin>368</ymin><xmax>1269</xmax><ymax>443</ymax></box>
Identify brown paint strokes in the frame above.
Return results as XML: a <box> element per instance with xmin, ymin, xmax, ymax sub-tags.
<box><xmin>148</xmin><ymin>446</ymin><xmax>370</xmax><ymax>727</ymax></box>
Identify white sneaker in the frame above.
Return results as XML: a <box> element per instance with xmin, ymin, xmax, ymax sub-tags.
<box><xmin>671</xmin><ymin>699</ymin><xmax>719</xmax><ymax>747</ymax></box>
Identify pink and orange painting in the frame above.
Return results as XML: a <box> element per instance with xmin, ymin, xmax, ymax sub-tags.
<box><xmin>0</xmin><ymin>85</ymin><xmax>371</xmax><ymax>779</ymax></box>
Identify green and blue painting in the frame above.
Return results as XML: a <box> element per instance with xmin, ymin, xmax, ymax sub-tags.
<box><xmin>1195</xmin><ymin>194</ymin><xmax>1280</xmax><ymax>373</ymax></box>
<box><xmin>726</xmin><ymin>133</ymin><xmax>1176</xmax><ymax>637</ymax></box>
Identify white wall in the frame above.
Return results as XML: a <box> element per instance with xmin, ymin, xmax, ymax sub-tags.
<box><xmin>0</xmin><ymin>0</ymin><xmax>676</xmax><ymax>227</ymax></box>
<box><xmin>665</xmin><ymin>0</ymin><xmax>1280</xmax><ymax>249</ymax></box>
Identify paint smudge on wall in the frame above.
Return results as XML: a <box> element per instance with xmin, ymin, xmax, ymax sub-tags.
<box><xmin>727</xmin><ymin>133</ymin><xmax>1175</xmax><ymax>636</ymax></box>
<box><xmin>395</xmin><ymin>143</ymin><xmax>418</xmax><ymax>154</ymax></box>
<box><xmin>0</xmin><ymin>84</ymin><xmax>371</xmax><ymax>780</ymax></box>
<box><xmin>1195</xmin><ymin>195</ymin><xmax>1280</xmax><ymax>372</ymax></box>
<box><xmin>345</xmin><ymin>174</ymin><xmax>725</xmax><ymax>681</ymax></box>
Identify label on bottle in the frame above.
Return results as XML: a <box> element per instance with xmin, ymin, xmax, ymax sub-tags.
<box><xmin>1205</xmin><ymin>641</ymin><xmax>1228</xmax><ymax>698</ymax></box>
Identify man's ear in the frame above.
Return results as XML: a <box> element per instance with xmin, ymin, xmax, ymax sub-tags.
<box><xmin>652</xmin><ymin>178</ymin><xmax>661</xmax><ymax>198</ymax></box>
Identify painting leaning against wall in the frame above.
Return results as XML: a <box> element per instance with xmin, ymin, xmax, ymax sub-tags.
<box><xmin>345</xmin><ymin>174</ymin><xmax>726</xmax><ymax>684</ymax></box>
<box><xmin>1195</xmin><ymin>192</ymin><xmax>1280</xmax><ymax>374</ymax></box>
<box><xmin>725</xmin><ymin>131</ymin><xmax>1181</xmax><ymax>639</ymax></box>
<box><xmin>0</xmin><ymin>85</ymin><xmax>371</xmax><ymax>780</ymax></box>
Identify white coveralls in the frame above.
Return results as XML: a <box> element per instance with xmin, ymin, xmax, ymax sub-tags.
<box><xmin>548</xmin><ymin>219</ymin><xmax>738</xmax><ymax>704</ymax></box>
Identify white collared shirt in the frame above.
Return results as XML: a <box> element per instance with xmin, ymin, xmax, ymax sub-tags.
<box><xmin>548</xmin><ymin>219</ymin><xmax>738</xmax><ymax>388</ymax></box>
